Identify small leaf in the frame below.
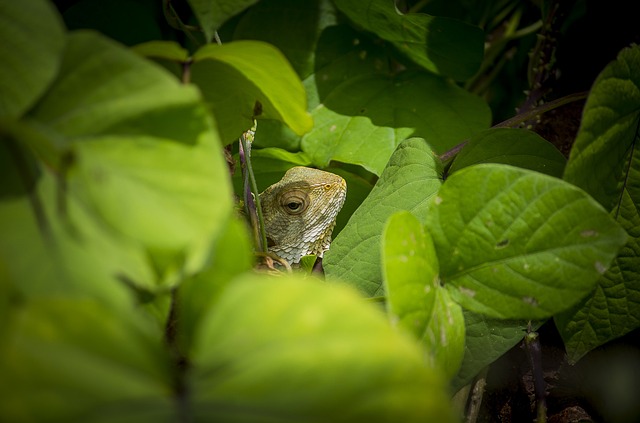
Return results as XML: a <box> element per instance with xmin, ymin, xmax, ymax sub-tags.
<box><xmin>302</xmin><ymin>70</ymin><xmax>490</xmax><ymax>175</ymax></box>
<box><xmin>325</xmin><ymin>138</ymin><xmax>442</xmax><ymax>296</ymax></box>
<box><xmin>189</xmin><ymin>273</ymin><xmax>456</xmax><ymax>422</ymax></box>
<box><xmin>187</xmin><ymin>0</ymin><xmax>258</xmax><ymax>43</ymax></box>
<box><xmin>449</xmin><ymin>128</ymin><xmax>566</xmax><ymax>177</ymax></box>
<box><xmin>333</xmin><ymin>0</ymin><xmax>484</xmax><ymax>80</ymax></box>
<box><xmin>192</xmin><ymin>41</ymin><xmax>313</xmax><ymax>143</ymax></box>
<box><xmin>427</xmin><ymin>164</ymin><xmax>628</xmax><ymax>319</ymax></box>
<box><xmin>131</xmin><ymin>40</ymin><xmax>189</xmax><ymax>62</ymax></box>
<box><xmin>382</xmin><ymin>211</ymin><xmax>464</xmax><ymax>378</ymax></box>
<box><xmin>0</xmin><ymin>0</ymin><xmax>65</xmax><ymax>118</ymax></box>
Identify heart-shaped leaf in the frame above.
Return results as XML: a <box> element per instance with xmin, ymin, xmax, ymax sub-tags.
<box><xmin>426</xmin><ymin>164</ymin><xmax>628</xmax><ymax>319</ymax></box>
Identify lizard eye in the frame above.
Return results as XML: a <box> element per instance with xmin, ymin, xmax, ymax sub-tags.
<box><xmin>280</xmin><ymin>190</ymin><xmax>309</xmax><ymax>215</ymax></box>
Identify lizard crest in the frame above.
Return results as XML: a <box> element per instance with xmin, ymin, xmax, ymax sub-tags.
<box><xmin>259</xmin><ymin>166</ymin><xmax>347</xmax><ymax>265</ymax></box>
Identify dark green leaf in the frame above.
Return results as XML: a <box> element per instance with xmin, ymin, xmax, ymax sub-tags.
<box><xmin>325</xmin><ymin>138</ymin><xmax>442</xmax><ymax>296</ymax></box>
<box><xmin>427</xmin><ymin>164</ymin><xmax>628</xmax><ymax>319</ymax></box>
<box><xmin>449</xmin><ymin>128</ymin><xmax>566</xmax><ymax>177</ymax></box>
<box><xmin>233</xmin><ymin>0</ymin><xmax>338</xmax><ymax>78</ymax></box>
<box><xmin>302</xmin><ymin>70</ymin><xmax>490</xmax><ymax>175</ymax></box>
<box><xmin>558</xmin><ymin>45</ymin><xmax>640</xmax><ymax>362</ymax></box>
<box><xmin>333</xmin><ymin>0</ymin><xmax>484</xmax><ymax>80</ymax></box>
<box><xmin>0</xmin><ymin>0</ymin><xmax>64</xmax><ymax>118</ymax></box>
<box><xmin>187</xmin><ymin>0</ymin><xmax>258</xmax><ymax>43</ymax></box>
<box><xmin>451</xmin><ymin>311</ymin><xmax>533</xmax><ymax>392</ymax></box>
<box><xmin>192</xmin><ymin>41</ymin><xmax>313</xmax><ymax>143</ymax></box>
<box><xmin>189</xmin><ymin>273</ymin><xmax>456</xmax><ymax>422</ymax></box>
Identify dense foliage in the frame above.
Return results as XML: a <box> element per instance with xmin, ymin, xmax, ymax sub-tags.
<box><xmin>1</xmin><ymin>0</ymin><xmax>639</xmax><ymax>422</ymax></box>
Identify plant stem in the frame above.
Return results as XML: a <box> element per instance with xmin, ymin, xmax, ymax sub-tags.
<box><xmin>438</xmin><ymin>91</ymin><xmax>588</xmax><ymax>164</ymax></box>
<box><xmin>239</xmin><ymin>122</ymin><xmax>268</xmax><ymax>253</ymax></box>
<box><xmin>524</xmin><ymin>322</ymin><xmax>547</xmax><ymax>423</ymax></box>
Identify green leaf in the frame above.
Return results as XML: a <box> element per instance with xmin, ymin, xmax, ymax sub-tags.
<box><xmin>189</xmin><ymin>273</ymin><xmax>456</xmax><ymax>423</ymax></box>
<box><xmin>0</xmin><ymin>0</ymin><xmax>65</xmax><ymax>118</ymax></box>
<box><xmin>0</xmin><ymin>170</ymin><xmax>155</xmax><ymax>302</ymax></box>
<box><xmin>23</xmin><ymin>30</ymin><xmax>233</xmax><ymax>285</ymax></box>
<box><xmin>176</xmin><ymin>215</ymin><xmax>254</xmax><ymax>354</ymax></box>
<box><xmin>233</xmin><ymin>0</ymin><xmax>338</xmax><ymax>78</ymax></box>
<box><xmin>426</xmin><ymin>164</ymin><xmax>628</xmax><ymax>319</ymax></box>
<box><xmin>558</xmin><ymin>45</ymin><xmax>640</xmax><ymax>363</ymax></box>
<box><xmin>0</xmin><ymin>298</ymin><xmax>175</xmax><ymax>422</ymax></box>
<box><xmin>451</xmin><ymin>311</ymin><xmax>532</xmax><ymax>392</ymax></box>
<box><xmin>187</xmin><ymin>0</ymin><xmax>259</xmax><ymax>43</ymax></box>
<box><xmin>325</xmin><ymin>138</ymin><xmax>442</xmax><ymax>296</ymax></box>
<box><xmin>29</xmin><ymin>31</ymin><xmax>200</xmax><ymax>139</ymax></box>
<box><xmin>333</xmin><ymin>0</ymin><xmax>484</xmax><ymax>80</ymax></box>
<box><xmin>449</xmin><ymin>128</ymin><xmax>566</xmax><ymax>177</ymax></box>
<box><xmin>192</xmin><ymin>41</ymin><xmax>313</xmax><ymax>143</ymax></box>
<box><xmin>302</xmin><ymin>70</ymin><xmax>490</xmax><ymax>175</ymax></box>
<box><xmin>382</xmin><ymin>211</ymin><xmax>465</xmax><ymax>378</ymax></box>
<box><xmin>564</xmin><ymin>45</ymin><xmax>640</xmax><ymax>211</ymax></box>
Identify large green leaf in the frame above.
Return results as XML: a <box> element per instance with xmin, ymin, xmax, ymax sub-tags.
<box><xmin>382</xmin><ymin>211</ymin><xmax>465</xmax><ymax>378</ymax></box>
<box><xmin>189</xmin><ymin>273</ymin><xmax>456</xmax><ymax>423</ymax></box>
<box><xmin>187</xmin><ymin>0</ymin><xmax>259</xmax><ymax>44</ymax></box>
<box><xmin>558</xmin><ymin>45</ymin><xmax>640</xmax><ymax>362</ymax></box>
<box><xmin>302</xmin><ymin>70</ymin><xmax>490</xmax><ymax>175</ymax></box>
<box><xmin>449</xmin><ymin>128</ymin><xmax>566</xmax><ymax>177</ymax></box>
<box><xmin>332</xmin><ymin>0</ymin><xmax>483</xmax><ymax>81</ymax></box>
<box><xmin>325</xmin><ymin>138</ymin><xmax>442</xmax><ymax>296</ymax></box>
<box><xmin>0</xmin><ymin>298</ymin><xmax>175</xmax><ymax>422</ymax></box>
<box><xmin>0</xmin><ymin>0</ymin><xmax>64</xmax><ymax>118</ymax></box>
<box><xmin>0</xmin><ymin>170</ymin><xmax>155</xmax><ymax>302</ymax></box>
<box><xmin>24</xmin><ymin>31</ymin><xmax>233</xmax><ymax>282</ymax></box>
<box><xmin>192</xmin><ymin>41</ymin><xmax>313</xmax><ymax>143</ymax></box>
<box><xmin>29</xmin><ymin>31</ymin><xmax>199</xmax><ymax>139</ymax></box>
<box><xmin>426</xmin><ymin>164</ymin><xmax>627</xmax><ymax>319</ymax></box>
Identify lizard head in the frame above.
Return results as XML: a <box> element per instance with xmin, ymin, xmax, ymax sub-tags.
<box><xmin>259</xmin><ymin>166</ymin><xmax>347</xmax><ymax>265</ymax></box>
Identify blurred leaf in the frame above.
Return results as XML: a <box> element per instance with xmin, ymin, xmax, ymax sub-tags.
<box><xmin>0</xmin><ymin>298</ymin><xmax>175</xmax><ymax>422</ymax></box>
<box><xmin>176</xmin><ymin>215</ymin><xmax>254</xmax><ymax>354</ymax></box>
<box><xmin>0</xmin><ymin>0</ymin><xmax>64</xmax><ymax>118</ymax></box>
<box><xmin>131</xmin><ymin>40</ymin><xmax>189</xmax><ymax>62</ymax></box>
<box><xmin>325</xmin><ymin>138</ymin><xmax>442</xmax><ymax>296</ymax></box>
<box><xmin>382</xmin><ymin>211</ymin><xmax>464</xmax><ymax>378</ymax></box>
<box><xmin>427</xmin><ymin>164</ymin><xmax>627</xmax><ymax>319</ymax></box>
<box><xmin>233</xmin><ymin>0</ymin><xmax>338</xmax><ymax>78</ymax></box>
<box><xmin>192</xmin><ymin>41</ymin><xmax>313</xmax><ymax>143</ymax></box>
<box><xmin>189</xmin><ymin>273</ymin><xmax>456</xmax><ymax>423</ymax></box>
<box><xmin>0</xmin><ymin>171</ymin><xmax>155</xmax><ymax>302</ymax></box>
<box><xmin>22</xmin><ymin>31</ymin><xmax>233</xmax><ymax>287</ymax></box>
<box><xmin>332</xmin><ymin>0</ymin><xmax>484</xmax><ymax>80</ymax></box>
<box><xmin>557</xmin><ymin>45</ymin><xmax>640</xmax><ymax>362</ymax></box>
<box><xmin>449</xmin><ymin>128</ymin><xmax>566</xmax><ymax>177</ymax></box>
<box><xmin>302</xmin><ymin>70</ymin><xmax>490</xmax><ymax>175</ymax></box>
<box><xmin>187</xmin><ymin>0</ymin><xmax>258</xmax><ymax>43</ymax></box>
<box><xmin>29</xmin><ymin>31</ymin><xmax>199</xmax><ymax>139</ymax></box>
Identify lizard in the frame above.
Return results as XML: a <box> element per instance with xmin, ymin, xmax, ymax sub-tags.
<box><xmin>259</xmin><ymin>166</ymin><xmax>347</xmax><ymax>265</ymax></box>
